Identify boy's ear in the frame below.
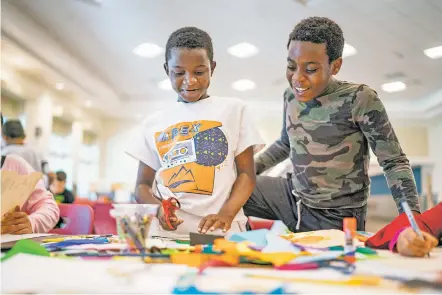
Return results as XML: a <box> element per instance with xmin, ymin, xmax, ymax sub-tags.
<box><xmin>210</xmin><ymin>61</ymin><xmax>217</xmax><ymax>76</ymax></box>
<box><xmin>331</xmin><ymin>57</ymin><xmax>343</xmax><ymax>75</ymax></box>
<box><xmin>163</xmin><ymin>63</ymin><xmax>169</xmax><ymax>75</ymax></box>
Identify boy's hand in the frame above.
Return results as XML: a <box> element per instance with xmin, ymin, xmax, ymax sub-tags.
<box><xmin>198</xmin><ymin>213</ymin><xmax>234</xmax><ymax>234</ymax></box>
<box><xmin>1</xmin><ymin>206</ymin><xmax>33</xmax><ymax>235</ymax></box>
<box><xmin>157</xmin><ymin>204</ymin><xmax>183</xmax><ymax>231</ymax></box>
<box><xmin>397</xmin><ymin>227</ymin><xmax>438</xmax><ymax>257</ymax></box>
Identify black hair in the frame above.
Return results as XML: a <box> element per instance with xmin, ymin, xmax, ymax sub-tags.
<box><xmin>165</xmin><ymin>26</ymin><xmax>214</xmax><ymax>63</ymax></box>
<box><xmin>288</xmin><ymin>17</ymin><xmax>344</xmax><ymax>63</ymax></box>
<box><xmin>56</xmin><ymin>171</ymin><xmax>67</xmax><ymax>182</ymax></box>
<box><xmin>2</xmin><ymin>119</ymin><xmax>25</xmax><ymax>138</ymax></box>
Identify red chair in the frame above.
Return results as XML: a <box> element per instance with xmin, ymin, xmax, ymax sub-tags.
<box><xmin>248</xmin><ymin>217</ymin><xmax>275</xmax><ymax>230</ymax></box>
<box><xmin>93</xmin><ymin>203</ymin><xmax>117</xmax><ymax>235</ymax></box>
<box><xmin>74</xmin><ymin>197</ymin><xmax>96</xmax><ymax>207</ymax></box>
<box><xmin>50</xmin><ymin>204</ymin><xmax>94</xmax><ymax>235</ymax></box>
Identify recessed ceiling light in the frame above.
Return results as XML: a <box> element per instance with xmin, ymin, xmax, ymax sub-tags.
<box><xmin>381</xmin><ymin>81</ymin><xmax>406</xmax><ymax>93</ymax></box>
<box><xmin>55</xmin><ymin>82</ymin><xmax>65</xmax><ymax>90</ymax></box>
<box><xmin>424</xmin><ymin>45</ymin><xmax>442</xmax><ymax>59</ymax></box>
<box><xmin>227</xmin><ymin>42</ymin><xmax>259</xmax><ymax>58</ymax></box>
<box><xmin>53</xmin><ymin>106</ymin><xmax>64</xmax><ymax>117</ymax></box>
<box><xmin>232</xmin><ymin>79</ymin><xmax>256</xmax><ymax>91</ymax></box>
<box><xmin>158</xmin><ymin>79</ymin><xmax>172</xmax><ymax>90</ymax></box>
<box><xmin>85</xmin><ymin>100</ymin><xmax>92</xmax><ymax>108</ymax></box>
<box><xmin>342</xmin><ymin>43</ymin><xmax>357</xmax><ymax>58</ymax></box>
<box><xmin>133</xmin><ymin>42</ymin><xmax>164</xmax><ymax>58</ymax></box>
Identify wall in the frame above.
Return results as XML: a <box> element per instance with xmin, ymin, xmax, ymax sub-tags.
<box><xmin>428</xmin><ymin>117</ymin><xmax>442</xmax><ymax>202</ymax></box>
<box><xmin>100</xmin><ymin>119</ymin><xmax>139</xmax><ymax>191</ymax></box>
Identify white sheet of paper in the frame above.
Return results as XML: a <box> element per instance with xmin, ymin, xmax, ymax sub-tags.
<box><xmin>1</xmin><ymin>233</ymin><xmax>54</xmax><ymax>243</ymax></box>
<box><xmin>2</xmin><ymin>253</ymin><xmax>189</xmax><ymax>294</ymax></box>
<box><xmin>1</xmin><ymin>170</ymin><xmax>43</xmax><ymax>216</ymax></box>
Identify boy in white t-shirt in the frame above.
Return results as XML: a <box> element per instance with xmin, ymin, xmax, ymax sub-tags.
<box><xmin>126</xmin><ymin>27</ymin><xmax>263</xmax><ymax>240</ymax></box>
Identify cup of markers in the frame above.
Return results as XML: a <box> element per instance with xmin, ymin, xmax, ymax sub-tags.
<box><xmin>110</xmin><ymin>204</ymin><xmax>159</xmax><ymax>254</ymax></box>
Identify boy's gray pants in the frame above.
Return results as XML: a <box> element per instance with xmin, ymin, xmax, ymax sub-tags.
<box><xmin>243</xmin><ymin>175</ymin><xmax>367</xmax><ymax>232</ymax></box>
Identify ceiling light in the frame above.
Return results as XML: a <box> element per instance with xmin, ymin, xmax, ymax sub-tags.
<box><xmin>381</xmin><ymin>81</ymin><xmax>406</xmax><ymax>93</ymax></box>
<box><xmin>85</xmin><ymin>100</ymin><xmax>92</xmax><ymax>108</ymax></box>
<box><xmin>342</xmin><ymin>43</ymin><xmax>357</xmax><ymax>58</ymax></box>
<box><xmin>55</xmin><ymin>82</ymin><xmax>65</xmax><ymax>90</ymax></box>
<box><xmin>424</xmin><ymin>45</ymin><xmax>442</xmax><ymax>59</ymax></box>
<box><xmin>158</xmin><ymin>79</ymin><xmax>172</xmax><ymax>90</ymax></box>
<box><xmin>227</xmin><ymin>42</ymin><xmax>259</xmax><ymax>58</ymax></box>
<box><xmin>53</xmin><ymin>106</ymin><xmax>64</xmax><ymax>117</ymax></box>
<box><xmin>133</xmin><ymin>42</ymin><xmax>164</xmax><ymax>58</ymax></box>
<box><xmin>232</xmin><ymin>79</ymin><xmax>256</xmax><ymax>91</ymax></box>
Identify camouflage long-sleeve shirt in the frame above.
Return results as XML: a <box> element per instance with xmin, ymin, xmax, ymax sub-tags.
<box><xmin>256</xmin><ymin>79</ymin><xmax>420</xmax><ymax>213</ymax></box>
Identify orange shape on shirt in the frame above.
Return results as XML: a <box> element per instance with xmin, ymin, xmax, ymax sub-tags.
<box><xmin>159</xmin><ymin>162</ymin><xmax>215</xmax><ymax>195</ymax></box>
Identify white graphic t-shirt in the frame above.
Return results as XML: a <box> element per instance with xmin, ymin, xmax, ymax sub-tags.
<box><xmin>126</xmin><ymin>97</ymin><xmax>264</xmax><ymax>239</ymax></box>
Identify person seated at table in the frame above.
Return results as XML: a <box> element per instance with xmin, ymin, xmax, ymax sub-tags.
<box><xmin>49</xmin><ymin>170</ymin><xmax>75</xmax><ymax>204</ymax></box>
<box><xmin>1</xmin><ymin>115</ymin><xmax>60</xmax><ymax>234</ymax></box>
<box><xmin>366</xmin><ymin>202</ymin><xmax>441</xmax><ymax>257</ymax></box>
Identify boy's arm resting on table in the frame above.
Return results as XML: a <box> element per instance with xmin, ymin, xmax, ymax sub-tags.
<box><xmin>199</xmin><ymin>146</ymin><xmax>256</xmax><ymax>233</ymax></box>
<box><xmin>24</xmin><ymin>180</ymin><xmax>60</xmax><ymax>233</ymax></box>
<box><xmin>255</xmin><ymin>89</ymin><xmax>292</xmax><ymax>175</ymax></box>
<box><xmin>354</xmin><ymin>86</ymin><xmax>420</xmax><ymax>213</ymax></box>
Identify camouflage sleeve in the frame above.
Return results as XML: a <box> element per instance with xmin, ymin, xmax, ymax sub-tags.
<box><xmin>255</xmin><ymin>89</ymin><xmax>291</xmax><ymax>174</ymax></box>
<box><xmin>353</xmin><ymin>86</ymin><xmax>420</xmax><ymax>213</ymax></box>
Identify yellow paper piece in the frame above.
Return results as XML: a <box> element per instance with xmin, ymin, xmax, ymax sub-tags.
<box><xmin>1</xmin><ymin>170</ymin><xmax>43</xmax><ymax>216</ymax></box>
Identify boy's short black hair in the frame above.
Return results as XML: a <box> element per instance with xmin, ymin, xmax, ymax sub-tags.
<box><xmin>56</xmin><ymin>171</ymin><xmax>67</xmax><ymax>182</ymax></box>
<box><xmin>288</xmin><ymin>17</ymin><xmax>344</xmax><ymax>63</ymax></box>
<box><xmin>165</xmin><ymin>27</ymin><xmax>214</xmax><ymax>63</ymax></box>
<box><xmin>2</xmin><ymin>120</ymin><xmax>25</xmax><ymax>138</ymax></box>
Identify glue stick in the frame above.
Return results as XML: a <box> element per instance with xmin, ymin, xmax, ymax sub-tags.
<box><xmin>343</xmin><ymin>217</ymin><xmax>356</xmax><ymax>264</ymax></box>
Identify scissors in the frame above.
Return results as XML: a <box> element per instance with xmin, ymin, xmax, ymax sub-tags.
<box><xmin>154</xmin><ymin>184</ymin><xmax>181</xmax><ymax>230</ymax></box>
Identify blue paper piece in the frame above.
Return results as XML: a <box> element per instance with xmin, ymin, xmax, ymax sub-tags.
<box><xmin>228</xmin><ymin>229</ymin><xmax>269</xmax><ymax>247</ymax></box>
<box><xmin>173</xmin><ymin>285</ymin><xmax>287</xmax><ymax>295</ymax></box>
<box><xmin>262</xmin><ymin>233</ymin><xmax>300</xmax><ymax>253</ymax></box>
<box><xmin>172</xmin><ymin>274</ymin><xmax>288</xmax><ymax>294</ymax></box>
<box><xmin>43</xmin><ymin>238</ymin><xmax>109</xmax><ymax>251</ymax></box>
<box><xmin>269</xmin><ymin>220</ymin><xmax>289</xmax><ymax>235</ymax></box>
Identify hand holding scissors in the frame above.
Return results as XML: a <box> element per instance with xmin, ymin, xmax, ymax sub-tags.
<box><xmin>154</xmin><ymin>183</ymin><xmax>182</xmax><ymax>231</ymax></box>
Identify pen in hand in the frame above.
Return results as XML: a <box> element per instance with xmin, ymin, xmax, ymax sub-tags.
<box><xmin>400</xmin><ymin>200</ymin><xmax>430</xmax><ymax>257</ymax></box>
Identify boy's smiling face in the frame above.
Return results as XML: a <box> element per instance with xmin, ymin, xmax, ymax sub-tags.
<box><xmin>286</xmin><ymin>41</ymin><xmax>342</xmax><ymax>102</ymax></box>
<box><xmin>165</xmin><ymin>48</ymin><xmax>216</xmax><ymax>103</ymax></box>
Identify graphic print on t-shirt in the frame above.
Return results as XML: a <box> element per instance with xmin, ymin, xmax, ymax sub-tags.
<box><xmin>154</xmin><ymin>120</ymin><xmax>228</xmax><ymax>195</ymax></box>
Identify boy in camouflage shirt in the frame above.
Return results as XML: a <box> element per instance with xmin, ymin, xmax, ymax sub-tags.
<box><xmin>243</xmin><ymin>17</ymin><xmax>420</xmax><ymax>231</ymax></box>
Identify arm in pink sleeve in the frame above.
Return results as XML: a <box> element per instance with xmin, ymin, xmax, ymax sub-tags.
<box><xmin>23</xmin><ymin>179</ymin><xmax>60</xmax><ymax>233</ymax></box>
<box><xmin>3</xmin><ymin>155</ymin><xmax>60</xmax><ymax>233</ymax></box>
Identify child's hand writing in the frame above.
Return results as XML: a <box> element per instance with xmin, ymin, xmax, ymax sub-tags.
<box><xmin>397</xmin><ymin>227</ymin><xmax>438</xmax><ymax>257</ymax></box>
<box><xmin>1</xmin><ymin>206</ymin><xmax>33</xmax><ymax>235</ymax></box>
<box><xmin>157</xmin><ymin>201</ymin><xmax>183</xmax><ymax>231</ymax></box>
<box><xmin>198</xmin><ymin>213</ymin><xmax>234</xmax><ymax>234</ymax></box>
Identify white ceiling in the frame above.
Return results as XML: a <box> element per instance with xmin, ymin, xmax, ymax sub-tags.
<box><xmin>2</xmin><ymin>0</ymin><xmax>442</xmax><ymax>120</ymax></box>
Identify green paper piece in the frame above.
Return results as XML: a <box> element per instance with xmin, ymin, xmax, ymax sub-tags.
<box><xmin>328</xmin><ymin>245</ymin><xmax>377</xmax><ymax>255</ymax></box>
<box><xmin>1</xmin><ymin>239</ymin><xmax>50</xmax><ymax>262</ymax></box>
<box><xmin>175</xmin><ymin>240</ymin><xmax>190</xmax><ymax>244</ymax></box>
<box><xmin>356</xmin><ymin>247</ymin><xmax>378</xmax><ymax>255</ymax></box>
